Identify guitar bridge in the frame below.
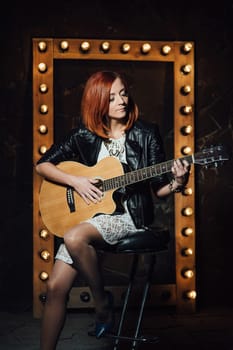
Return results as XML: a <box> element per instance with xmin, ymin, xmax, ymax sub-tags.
<box><xmin>66</xmin><ymin>187</ymin><xmax>75</xmax><ymax>213</ymax></box>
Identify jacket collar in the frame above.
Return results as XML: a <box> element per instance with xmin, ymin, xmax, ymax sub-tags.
<box><xmin>77</xmin><ymin>122</ymin><xmax>143</xmax><ymax>169</ymax></box>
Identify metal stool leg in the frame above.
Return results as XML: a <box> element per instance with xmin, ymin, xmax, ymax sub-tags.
<box><xmin>131</xmin><ymin>254</ymin><xmax>158</xmax><ymax>349</ymax></box>
<box><xmin>111</xmin><ymin>253</ymin><xmax>159</xmax><ymax>349</ymax></box>
<box><xmin>113</xmin><ymin>254</ymin><xmax>139</xmax><ymax>350</ymax></box>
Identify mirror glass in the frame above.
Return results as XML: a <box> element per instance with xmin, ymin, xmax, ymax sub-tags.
<box><xmin>54</xmin><ymin>59</ymin><xmax>175</xmax><ymax>286</ymax></box>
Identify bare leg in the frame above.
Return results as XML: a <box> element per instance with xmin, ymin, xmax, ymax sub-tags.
<box><xmin>64</xmin><ymin>223</ymin><xmax>111</xmax><ymax>320</ymax></box>
<box><xmin>40</xmin><ymin>259</ymin><xmax>77</xmax><ymax>350</ymax></box>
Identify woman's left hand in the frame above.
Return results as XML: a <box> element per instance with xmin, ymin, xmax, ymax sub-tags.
<box><xmin>171</xmin><ymin>159</ymin><xmax>190</xmax><ymax>186</ymax></box>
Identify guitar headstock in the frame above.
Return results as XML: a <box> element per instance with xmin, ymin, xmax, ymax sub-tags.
<box><xmin>194</xmin><ymin>144</ymin><xmax>231</xmax><ymax>168</ymax></box>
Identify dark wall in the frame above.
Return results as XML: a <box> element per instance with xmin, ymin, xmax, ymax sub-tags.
<box><xmin>0</xmin><ymin>1</ymin><xmax>232</xmax><ymax>311</ymax></box>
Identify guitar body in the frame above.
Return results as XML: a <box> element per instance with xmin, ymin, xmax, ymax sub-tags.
<box><xmin>39</xmin><ymin>156</ymin><xmax>124</xmax><ymax>237</ymax></box>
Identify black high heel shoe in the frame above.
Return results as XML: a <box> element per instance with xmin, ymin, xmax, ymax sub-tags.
<box><xmin>95</xmin><ymin>291</ymin><xmax>115</xmax><ymax>339</ymax></box>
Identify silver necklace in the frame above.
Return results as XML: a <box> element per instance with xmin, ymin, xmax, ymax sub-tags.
<box><xmin>104</xmin><ymin>134</ymin><xmax>126</xmax><ymax>157</ymax></box>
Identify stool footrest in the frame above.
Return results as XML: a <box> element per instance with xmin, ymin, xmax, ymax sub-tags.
<box><xmin>105</xmin><ymin>332</ymin><xmax>160</xmax><ymax>344</ymax></box>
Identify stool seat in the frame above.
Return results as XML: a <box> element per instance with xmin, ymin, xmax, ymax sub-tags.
<box><xmin>104</xmin><ymin>227</ymin><xmax>170</xmax><ymax>253</ymax></box>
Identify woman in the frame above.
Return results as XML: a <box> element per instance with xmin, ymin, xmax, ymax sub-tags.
<box><xmin>36</xmin><ymin>70</ymin><xmax>189</xmax><ymax>349</ymax></box>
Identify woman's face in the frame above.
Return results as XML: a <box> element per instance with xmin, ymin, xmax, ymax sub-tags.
<box><xmin>108</xmin><ymin>77</ymin><xmax>129</xmax><ymax>121</ymax></box>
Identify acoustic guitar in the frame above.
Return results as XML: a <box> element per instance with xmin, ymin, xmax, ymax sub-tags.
<box><xmin>39</xmin><ymin>145</ymin><xmax>229</xmax><ymax>237</ymax></box>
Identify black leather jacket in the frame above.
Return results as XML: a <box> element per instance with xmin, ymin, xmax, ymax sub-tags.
<box><xmin>37</xmin><ymin>119</ymin><xmax>169</xmax><ymax>228</ymax></box>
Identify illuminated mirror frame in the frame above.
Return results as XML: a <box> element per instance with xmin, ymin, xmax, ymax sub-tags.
<box><xmin>33</xmin><ymin>38</ymin><xmax>195</xmax><ymax>318</ymax></box>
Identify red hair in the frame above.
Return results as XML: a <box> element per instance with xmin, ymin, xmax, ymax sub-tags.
<box><xmin>81</xmin><ymin>71</ymin><xmax>138</xmax><ymax>138</ymax></box>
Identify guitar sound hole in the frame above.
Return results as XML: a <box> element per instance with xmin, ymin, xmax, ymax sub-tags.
<box><xmin>94</xmin><ymin>178</ymin><xmax>104</xmax><ymax>191</ymax></box>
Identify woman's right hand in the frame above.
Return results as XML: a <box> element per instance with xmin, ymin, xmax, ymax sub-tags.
<box><xmin>35</xmin><ymin>162</ymin><xmax>103</xmax><ymax>205</ymax></box>
<box><xmin>69</xmin><ymin>175</ymin><xmax>103</xmax><ymax>204</ymax></box>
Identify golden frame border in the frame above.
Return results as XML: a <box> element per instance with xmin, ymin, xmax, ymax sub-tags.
<box><xmin>33</xmin><ymin>38</ymin><xmax>196</xmax><ymax>318</ymax></box>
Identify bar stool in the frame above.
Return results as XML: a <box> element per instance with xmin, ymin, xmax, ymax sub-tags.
<box><xmin>97</xmin><ymin>227</ymin><xmax>170</xmax><ymax>349</ymax></box>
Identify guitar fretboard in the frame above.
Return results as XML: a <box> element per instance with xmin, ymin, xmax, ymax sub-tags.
<box><xmin>103</xmin><ymin>155</ymin><xmax>193</xmax><ymax>191</ymax></box>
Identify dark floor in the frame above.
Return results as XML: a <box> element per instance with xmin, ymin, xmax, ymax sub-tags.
<box><xmin>0</xmin><ymin>303</ymin><xmax>232</xmax><ymax>350</ymax></box>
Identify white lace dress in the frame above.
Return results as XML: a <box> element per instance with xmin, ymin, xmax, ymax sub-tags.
<box><xmin>55</xmin><ymin>135</ymin><xmax>143</xmax><ymax>264</ymax></box>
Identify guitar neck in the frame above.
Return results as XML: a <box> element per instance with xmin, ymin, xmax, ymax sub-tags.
<box><xmin>103</xmin><ymin>154</ymin><xmax>193</xmax><ymax>191</ymax></box>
